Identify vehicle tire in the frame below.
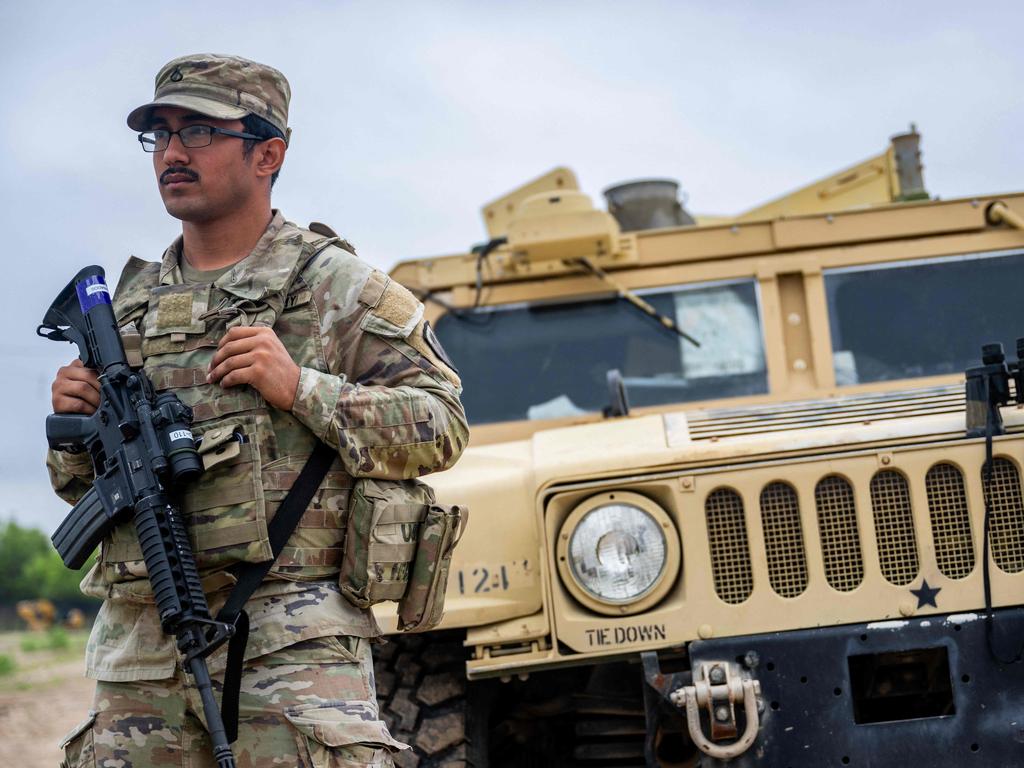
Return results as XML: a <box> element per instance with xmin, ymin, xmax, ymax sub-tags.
<box><xmin>374</xmin><ymin>630</ymin><xmax>486</xmax><ymax>767</ymax></box>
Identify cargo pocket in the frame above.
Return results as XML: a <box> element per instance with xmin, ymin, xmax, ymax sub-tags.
<box><xmin>260</xmin><ymin>635</ymin><xmax>362</xmax><ymax>667</ymax></box>
<box><xmin>59</xmin><ymin>711</ymin><xmax>96</xmax><ymax>768</ymax></box>
<box><xmin>284</xmin><ymin>702</ymin><xmax>407</xmax><ymax>768</ymax></box>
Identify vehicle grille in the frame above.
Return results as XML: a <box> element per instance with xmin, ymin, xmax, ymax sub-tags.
<box><xmin>705</xmin><ymin>488</ymin><xmax>753</xmax><ymax>604</ymax></box>
<box><xmin>986</xmin><ymin>457</ymin><xmax>1024</xmax><ymax>573</ymax></box>
<box><xmin>814</xmin><ymin>475</ymin><xmax>864</xmax><ymax>593</ymax></box>
<box><xmin>704</xmin><ymin>455</ymin><xmax>1024</xmax><ymax>603</ymax></box>
<box><xmin>759</xmin><ymin>482</ymin><xmax>808</xmax><ymax>597</ymax></box>
<box><xmin>925</xmin><ymin>463</ymin><xmax>975</xmax><ymax>579</ymax></box>
<box><xmin>869</xmin><ymin>470</ymin><xmax>920</xmax><ymax>586</ymax></box>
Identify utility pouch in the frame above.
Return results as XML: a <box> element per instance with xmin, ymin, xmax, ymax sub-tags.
<box><xmin>397</xmin><ymin>503</ymin><xmax>467</xmax><ymax>632</ymax></box>
<box><xmin>339</xmin><ymin>477</ymin><xmax>436</xmax><ymax>609</ymax></box>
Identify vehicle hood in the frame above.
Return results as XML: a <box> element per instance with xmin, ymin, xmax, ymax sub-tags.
<box><xmin>527</xmin><ymin>383</ymin><xmax>1022</xmax><ymax>488</ymax></box>
<box><xmin>434</xmin><ymin>384</ymin><xmax>1015</xmax><ymax>498</ymax></box>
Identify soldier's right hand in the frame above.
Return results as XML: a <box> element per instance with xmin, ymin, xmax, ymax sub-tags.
<box><xmin>52</xmin><ymin>359</ymin><xmax>100</xmax><ymax>414</ymax></box>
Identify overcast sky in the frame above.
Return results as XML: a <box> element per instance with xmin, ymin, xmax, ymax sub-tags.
<box><xmin>2</xmin><ymin>1</ymin><xmax>1022</xmax><ymax>532</ymax></box>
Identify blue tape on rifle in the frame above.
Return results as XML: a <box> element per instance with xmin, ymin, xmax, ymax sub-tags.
<box><xmin>76</xmin><ymin>275</ymin><xmax>111</xmax><ymax>313</ymax></box>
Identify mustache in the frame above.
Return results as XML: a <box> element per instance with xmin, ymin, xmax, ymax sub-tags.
<box><xmin>160</xmin><ymin>167</ymin><xmax>199</xmax><ymax>184</ymax></box>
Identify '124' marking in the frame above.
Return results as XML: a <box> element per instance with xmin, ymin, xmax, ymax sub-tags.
<box><xmin>457</xmin><ymin>562</ymin><xmax>527</xmax><ymax>594</ymax></box>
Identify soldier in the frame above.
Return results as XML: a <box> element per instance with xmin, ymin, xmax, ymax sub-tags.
<box><xmin>47</xmin><ymin>53</ymin><xmax>468</xmax><ymax>767</ymax></box>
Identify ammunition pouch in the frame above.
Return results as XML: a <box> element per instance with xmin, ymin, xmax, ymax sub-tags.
<box><xmin>339</xmin><ymin>477</ymin><xmax>467</xmax><ymax>631</ymax></box>
<box><xmin>397</xmin><ymin>502</ymin><xmax>466</xmax><ymax>632</ymax></box>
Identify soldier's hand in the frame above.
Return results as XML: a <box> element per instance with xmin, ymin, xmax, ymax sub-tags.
<box><xmin>51</xmin><ymin>359</ymin><xmax>100</xmax><ymax>414</ymax></box>
<box><xmin>207</xmin><ymin>326</ymin><xmax>300</xmax><ymax>411</ymax></box>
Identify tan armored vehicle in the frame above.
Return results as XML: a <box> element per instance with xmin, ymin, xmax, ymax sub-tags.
<box><xmin>376</xmin><ymin>129</ymin><xmax>1024</xmax><ymax>767</ymax></box>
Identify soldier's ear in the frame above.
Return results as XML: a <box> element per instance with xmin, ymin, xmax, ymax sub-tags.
<box><xmin>253</xmin><ymin>137</ymin><xmax>286</xmax><ymax>181</ymax></box>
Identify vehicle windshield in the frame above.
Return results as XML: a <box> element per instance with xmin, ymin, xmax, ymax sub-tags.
<box><xmin>434</xmin><ymin>279</ymin><xmax>768</xmax><ymax>425</ymax></box>
<box><xmin>825</xmin><ymin>249</ymin><xmax>1024</xmax><ymax>385</ymax></box>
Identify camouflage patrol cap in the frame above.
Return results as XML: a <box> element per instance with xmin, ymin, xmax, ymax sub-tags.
<box><xmin>126</xmin><ymin>54</ymin><xmax>291</xmax><ymax>140</ymax></box>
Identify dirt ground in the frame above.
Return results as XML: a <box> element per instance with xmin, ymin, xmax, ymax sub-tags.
<box><xmin>0</xmin><ymin>631</ymin><xmax>94</xmax><ymax>768</ymax></box>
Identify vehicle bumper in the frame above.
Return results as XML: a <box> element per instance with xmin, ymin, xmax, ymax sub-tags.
<box><xmin>652</xmin><ymin>606</ymin><xmax>1024</xmax><ymax>767</ymax></box>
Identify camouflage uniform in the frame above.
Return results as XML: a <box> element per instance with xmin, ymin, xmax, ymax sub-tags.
<box><xmin>48</xmin><ymin>54</ymin><xmax>468</xmax><ymax>768</ymax></box>
<box><xmin>62</xmin><ymin>636</ymin><xmax>396</xmax><ymax>768</ymax></box>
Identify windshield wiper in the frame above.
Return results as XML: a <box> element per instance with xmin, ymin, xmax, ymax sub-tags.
<box><xmin>572</xmin><ymin>257</ymin><xmax>701</xmax><ymax>348</ymax></box>
<box><xmin>414</xmin><ymin>252</ymin><xmax>701</xmax><ymax>346</ymax></box>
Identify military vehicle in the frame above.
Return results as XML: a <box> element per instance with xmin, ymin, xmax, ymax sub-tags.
<box><xmin>374</xmin><ymin>128</ymin><xmax>1024</xmax><ymax>767</ymax></box>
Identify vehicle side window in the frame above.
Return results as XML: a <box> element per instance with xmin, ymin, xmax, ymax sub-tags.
<box><xmin>825</xmin><ymin>250</ymin><xmax>1024</xmax><ymax>385</ymax></box>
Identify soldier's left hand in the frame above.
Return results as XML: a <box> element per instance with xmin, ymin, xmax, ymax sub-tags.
<box><xmin>207</xmin><ymin>326</ymin><xmax>300</xmax><ymax>411</ymax></box>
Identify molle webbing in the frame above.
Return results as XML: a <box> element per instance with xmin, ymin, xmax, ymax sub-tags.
<box><xmin>146</xmin><ymin>366</ymin><xmax>263</xmax><ymax>423</ymax></box>
<box><xmin>276</xmin><ymin>547</ymin><xmax>343</xmax><ymax>567</ymax></box>
<box><xmin>148</xmin><ymin>367</ymin><xmax>211</xmax><ymax>389</ymax></box>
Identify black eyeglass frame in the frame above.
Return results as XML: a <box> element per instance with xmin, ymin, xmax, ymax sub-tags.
<box><xmin>137</xmin><ymin>124</ymin><xmax>266</xmax><ymax>152</ymax></box>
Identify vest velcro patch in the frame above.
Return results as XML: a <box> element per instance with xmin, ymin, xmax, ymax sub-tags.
<box><xmin>157</xmin><ymin>292</ymin><xmax>193</xmax><ymax>329</ymax></box>
<box><xmin>149</xmin><ymin>283</ymin><xmax>211</xmax><ymax>336</ymax></box>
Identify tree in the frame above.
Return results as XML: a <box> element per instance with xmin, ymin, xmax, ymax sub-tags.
<box><xmin>0</xmin><ymin>521</ymin><xmax>52</xmax><ymax>602</ymax></box>
<box><xmin>0</xmin><ymin>520</ymin><xmax>96</xmax><ymax>607</ymax></box>
<box><xmin>23</xmin><ymin>550</ymin><xmax>88</xmax><ymax>603</ymax></box>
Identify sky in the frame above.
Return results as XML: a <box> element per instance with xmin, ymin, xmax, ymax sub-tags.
<box><xmin>1</xmin><ymin>0</ymin><xmax>1022</xmax><ymax>532</ymax></box>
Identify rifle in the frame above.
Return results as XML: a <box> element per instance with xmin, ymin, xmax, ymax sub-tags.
<box><xmin>38</xmin><ymin>265</ymin><xmax>237</xmax><ymax>768</ymax></box>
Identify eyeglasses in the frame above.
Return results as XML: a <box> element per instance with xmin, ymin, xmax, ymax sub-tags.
<box><xmin>137</xmin><ymin>124</ymin><xmax>264</xmax><ymax>153</ymax></box>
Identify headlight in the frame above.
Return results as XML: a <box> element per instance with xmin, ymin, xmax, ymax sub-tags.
<box><xmin>556</xmin><ymin>491</ymin><xmax>680</xmax><ymax>616</ymax></box>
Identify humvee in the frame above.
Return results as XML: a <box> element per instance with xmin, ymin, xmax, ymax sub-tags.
<box><xmin>374</xmin><ymin>128</ymin><xmax>1024</xmax><ymax>767</ymax></box>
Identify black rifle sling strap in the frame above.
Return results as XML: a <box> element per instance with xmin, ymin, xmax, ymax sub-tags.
<box><xmin>216</xmin><ymin>440</ymin><xmax>335</xmax><ymax>742</ymax></box>
<box><xmin>214</xmin><ymin>232</ymin><xmax>345</xmax><ymax>742</ymax></box>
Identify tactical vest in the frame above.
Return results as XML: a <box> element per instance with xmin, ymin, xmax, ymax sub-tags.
<box><xmin>100</xmin><ymin>228</ymin><xmax>361</xmax><ymax>590</ymax></box>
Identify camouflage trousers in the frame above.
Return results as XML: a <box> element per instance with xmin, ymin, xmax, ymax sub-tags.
<box><xmin>60</xmin><ymin>636</ymin><xmax>405</xmax><ymax>767</ymax></box>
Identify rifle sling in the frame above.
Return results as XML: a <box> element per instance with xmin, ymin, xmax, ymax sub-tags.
<box><xmin>212</xmin><ymin>234</ymin><xmax>342</xmax><ymax>742</ymax></box>
<box><xmin>215</xmin><ymin>440</ymin><xmax>336</xmax><ymax>743</ymax></box>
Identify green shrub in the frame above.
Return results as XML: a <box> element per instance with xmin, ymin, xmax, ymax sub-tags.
<box><xmin>0</xmin><ymin>654</ymin><xmax>15</xmax><ymax>676</ymax></box>
<box><xmin>46</xmin><ymin>626</ymin><xmax>70</xmax><ymax>650</ymax></box>
<box><xmin>19</xmin><ymin>627</ymin><xmax>72</xmax><ymax>653</ymax></box>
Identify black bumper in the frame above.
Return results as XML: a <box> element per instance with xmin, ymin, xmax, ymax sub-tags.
<box><xmin>683</xmin><ymin>607</ymin><xmax>1024</xmax><ymax>767</ymax></box>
